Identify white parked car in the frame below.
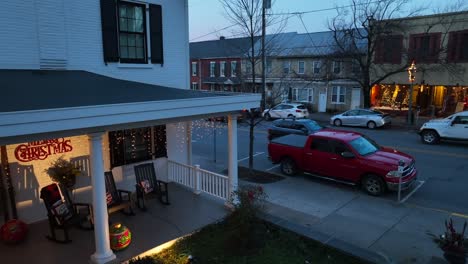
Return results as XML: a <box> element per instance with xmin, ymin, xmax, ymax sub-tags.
<box><xmin>419</xmin><ymin>111</ymin><xmax>468</xmax><ymax>144</ymax></box>
<box><xmin>330</xmin><ymin>109</ymin><xmax>392</xmax><ymax>129</ymax></box>
<box><xmin>263</xmin><ymin>103</ymin><xmax>309</xmax><ymax>121</ymax></box>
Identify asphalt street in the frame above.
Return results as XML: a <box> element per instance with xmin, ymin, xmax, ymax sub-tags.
<box><xmin>191</xmin><ymin>119</ymin><xmax>468</xmax><ymax>217</ymax></box>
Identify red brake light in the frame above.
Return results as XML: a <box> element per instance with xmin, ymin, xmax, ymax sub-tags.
<box><xmin>296</xmin><ymin>109</ymin><xmax>301</xmax><ymax>112</ymax></box>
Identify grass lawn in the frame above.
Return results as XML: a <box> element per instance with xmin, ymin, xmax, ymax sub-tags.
<box><xmin>129</xmin><ymin>216</ymin><xmax>366</xmax><ymax>264</ymax></box>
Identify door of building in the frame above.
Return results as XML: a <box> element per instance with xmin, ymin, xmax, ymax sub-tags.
<box><xmin>350</xmin><ymin>88</ymin><xmax>361</xmax><ymax>109</ymax></box>
<box><xmin>318</xmin><ymin>92</ymin><xmax>327</xmax><ymax>112</ymax></box>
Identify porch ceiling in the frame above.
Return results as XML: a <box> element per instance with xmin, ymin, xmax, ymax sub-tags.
<box><xmin>0</xmin><ymin>70</ymin><xmax>260</xmax><ymax>145</ymax></box>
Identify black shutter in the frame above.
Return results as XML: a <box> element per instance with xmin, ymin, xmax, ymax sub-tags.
<box><xmin>149</xmin><ymin>4</ymin><xmax>163</xmax><ymax>64</ymax></box>
<box><xmin>100</xmin><ymin>0</ymin><xmax>119</xmax><ymax>62</ymax></box>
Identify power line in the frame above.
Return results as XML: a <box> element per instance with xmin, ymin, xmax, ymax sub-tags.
<box><xmin>267</xmin><ymin>0</ymin><xmax>383</xmax><ymax>16</ymax></box>
<box><xmin>189</xmin><ymin>0</ymin><xmax>384</xmax><ymax>42</ymax></box>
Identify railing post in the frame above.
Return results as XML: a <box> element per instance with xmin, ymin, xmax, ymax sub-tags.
<box><xmin>194</xmin><ymin>164</ymin><xmax>201</xmax><ymax>195</ymax></box>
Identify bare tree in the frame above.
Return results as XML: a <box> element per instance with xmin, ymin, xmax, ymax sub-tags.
<box><xmin>220</xmin><ymin>0</ymin><xmax>286</xmax><ymax>172</ymax></box>
<box><xmin>330</xmin><ymin>0</ymin><xmax>467</xmax><ymax>108</ymax></box>
<box><xmin>328</xmin><ymin>0</ymin><xmax>419</xmax><ymax>108</ymax></box>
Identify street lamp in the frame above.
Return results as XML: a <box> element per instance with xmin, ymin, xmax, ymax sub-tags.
<box><xmin>407</xmin><ymin>61</ymin><xmax>417</xmax><ymax>125</ymax></box>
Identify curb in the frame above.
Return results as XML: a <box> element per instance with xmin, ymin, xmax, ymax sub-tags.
<box><xmin>258</xmin><ymin>208</ymin><xmax>394</xmax><ymax>264</ymax></box>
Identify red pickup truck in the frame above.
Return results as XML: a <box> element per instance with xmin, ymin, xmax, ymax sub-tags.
<box><xmin>267</xmin><ymin>130</ymin><xmax>417</xmax><ymax>196</ymax></box>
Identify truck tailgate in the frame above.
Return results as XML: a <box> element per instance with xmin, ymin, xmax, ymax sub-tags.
<box><xmin>270</xmin><ymin>134</ymin><xmax>308</xmax><ymax>148</ymax></box>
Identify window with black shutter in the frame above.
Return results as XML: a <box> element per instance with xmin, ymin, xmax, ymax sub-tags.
<box><xmin>374</xmin><ymin>35</ymin><xmax>403</xmax><ymax>64</ymax></box>
<box><xmin>448</xmin><ymin>30</ymin><xmax>468</xmax><ymax>62</ymax></box>
<box><xmin>408</xmin><ymin>33</ymin><xmax>441</xmax><ymax>63</ymax></box>
<box><xmin>118</xmin><ymin>2</ymin><xmax>147</xmax><ymax>63</ymax></box>
<box><xmin>109</xmin><ymin>125</ymin><xmax>167</xmax><ymax>168</ymax></box>
<box><xmin>100</xmin><ymin>1</ymin><xmax>163</xmax><ymax>64</ymax></box>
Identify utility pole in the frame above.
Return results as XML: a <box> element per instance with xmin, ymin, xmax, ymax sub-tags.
<box><xmin>261</xmin><ymin>0</ymin><xmax>270</xmax><ymax>110</ymax></box>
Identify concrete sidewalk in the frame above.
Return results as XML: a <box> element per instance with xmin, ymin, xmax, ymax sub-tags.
<box><xmin>192</xmin><ymin>154</ymin><xmax>456</xmax><ymax>264</ymax></box>
<box><xmin>258</xmin><ymin>175</ymin><xmax>455</xmax><ymax>264</ymax></box>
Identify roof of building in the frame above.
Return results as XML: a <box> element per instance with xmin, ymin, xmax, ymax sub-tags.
<box><xmin>253</xmin><ymin>30</ymin><xmax>367</xmax><ymax>58</ymax></box>
<box><xmin>0</xmin><ymin>70</ymin><xmax>232</xmax><ymax>113</ymax></box>
<box><xmin>190</xmin><ymin>36</ymin><xmax>259</xmax><ymax>59</ymax></box>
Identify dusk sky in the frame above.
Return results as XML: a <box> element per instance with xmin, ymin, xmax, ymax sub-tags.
<box><xmin>188</xmin><ymin>0</ymin><xmax>456</xmax><ymax>42</ymax></box>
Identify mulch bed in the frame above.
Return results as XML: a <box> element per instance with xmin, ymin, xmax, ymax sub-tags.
<box><xmin>223</xmin><ymin>166</ymin><xmax>284</xmax><ymax>184</ymax></box>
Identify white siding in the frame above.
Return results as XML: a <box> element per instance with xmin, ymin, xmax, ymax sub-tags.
<box><xmin>65</xmin><ymin>0</ymin><xmax>189</xmax><ymax>89</ymax></box>
<box><xmin>0</xmin><ymin>1</ymin><xmax>40</xmax><ymax>69</ymax></box>
<box><xmin>0</xmin><ymin>0</ymin><xmax>189</xmax><ymax>89</ymax></box>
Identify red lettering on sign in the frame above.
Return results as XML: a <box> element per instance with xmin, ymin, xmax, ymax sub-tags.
<box><xmin>14</xmin><ymin>138</ymin><xmax>73</xmax><ymax>162</ymax></box>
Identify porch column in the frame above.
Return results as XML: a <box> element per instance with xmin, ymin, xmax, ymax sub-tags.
<box><xmin>88</xmin><ymin>132</ymin><xmax>116</xmax><ymax>264</ymax></box>
<box><xmin>227</xmin><ymin>115</ymin><xmax>238</xmax><ymax>203</ymax></box>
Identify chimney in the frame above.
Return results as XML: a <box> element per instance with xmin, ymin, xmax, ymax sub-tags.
<box><xmin>220</xmin><ymin>36</ymin><xmax>225</xmax><ymax>40</ymax></box>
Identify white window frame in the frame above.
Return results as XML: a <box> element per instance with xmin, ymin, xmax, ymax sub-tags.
<box><xmin>210</xmin><ymin>61</ymin><xmax>215</xmax><ymax>77</ymax></box>
<box><xmin>191</xmin><ymin>82</ymin><xmax>198</xmax><ymax>90</ymax></box>
<box><xmin>245</xmin><ymin>61</ymin><xmax>252</xmax><ymax>74</ymax></box>
<box><xmin>298</xmin><ymin>61</ymin><xmax>305</xmax><ymax>74</ymax></box>
<box><xmin>331</xmin><ymin>86</ymin><xmax>346</xmax><ymax>104</ymax></box>
<box><xmin>292</xmin><ymin>88</ymin><xmax>313</xmax><ymax>103</ymax></box>
<box><xmin>231</xmin><ymin>61</ymin><xmax>237</xmax><ymax>77</ymax></box>
<box><xmin>220</xmin><ymin>61</ymin><xmax>226</xmax><ymax>77</ymax></box>
<box><xmin>333</xmin><ymin>61</ymin><xmax>341</xmax><ymax>74</ymax></box>
<box><xmin>283</xmin><ymin>61</ymin><xmax>291</xmax><ymax>74</ymax></box>
<box><xmin>313</xmin><ymin>61</ymin><xmax>321</xmax><ymax>74</ymax></box>
<box><xmin>191</xmin><ymin>62</ymin><xmax>197</xmax><ymax>76</ymax></box>
<box><xmin>352</xmin><ymin>59</ymin><xmax>361</xmax><ymax>74</ymax></box>
<box><xmin>266</xmin><ymin>59</ymin><xmax>272</xmax><ymax>73</ymax></box>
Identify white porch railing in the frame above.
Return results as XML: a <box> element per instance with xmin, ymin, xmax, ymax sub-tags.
<box><xmin>168</xmin><ymin>160</ymin><xmax>229</xmax><ymax>200</ymax></box>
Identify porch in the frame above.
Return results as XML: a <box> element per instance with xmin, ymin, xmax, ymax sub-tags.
<box><xmin>0</xmin><ymin>182</ymin><xmax>229</xmax><ymax>264</ymax></box>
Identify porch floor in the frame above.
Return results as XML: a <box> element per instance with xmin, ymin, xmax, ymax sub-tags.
<box><xmin>0</xmin><ymin>183</ymin><xmax>228</xmax><ymax>264</ymax></box>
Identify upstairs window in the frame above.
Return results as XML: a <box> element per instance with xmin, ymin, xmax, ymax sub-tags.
<box><xmin>210</xmin><ymin>61</ymin><xmax>215</xmax><ymax>77</ymax></box>
<box><xmin>298</xmin><ymin>61</ymin><xmax>305</xmax><ymax>74</ymax></box>
<box><xmin>245</xmin><ymin>61</ymin><xmax>252</xmax><ymax>74</ymax></box>
<box><xmin>283</xmin><ymin>61</ymin><xmax>290</xmax><ymax>74</ymax></box>
<box><xmin>313</xmin><ymin>61</ymin><xmax>321</xmax><ymax>74</ymax></box>
<box><xmin>220</xmin><ymin>61</ymin><xmax>226</xmax><ymax>77</ymax></box>
<box><xmin>191</xmin><ymin>62</ymin><xmax>197</xmax><ymax>76</ymax></box>
<box><xmin>231</xmin><ymin>61</ymin><xmax>237</xmax><ymax>77</ymax></box>
<box><xmin>352</xmin><ymin>59</ymin><xmax>361</xmax><ymax>74</ymax></box>
<box><xmin>448</xmin><ymin>30</ymin><xmax>468</xmax><ymax>62</ymax></box>
<box><xmin>100</xmin><ymin>1</ymin><xmax>163</xmax><ymax>64</ymax></box>
<box><xmin>409</xmin><ymin>33</ymin><xmax>441</xmax><ymax>63</ymax></box>
<box><xmin>374</xmin><ymin>35</ymin><xmax>403</xmax><ymax>64</ymax></box>
<box><xmin>266</xmin><ymin>59</ymin><xmax>272</xmax><ymax>73</ymax></box>
<box><xmin>333</xmin><ymin>61</ymin><xmax>341</xmax><ymax>74</ymax></box>
<box><xmin>118</xmin><ymin>2</ymin><xmax>146</xmax><ymax>63</ymax></box>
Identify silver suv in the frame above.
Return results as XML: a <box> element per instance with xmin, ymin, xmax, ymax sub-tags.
<box><xmin>419</xmin><ymin>111</ymin><xmax>468</xmax><ymax>144</ymax></box>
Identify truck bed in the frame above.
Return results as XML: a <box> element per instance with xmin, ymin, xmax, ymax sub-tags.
<box><xmin>270</xmin><ymin>134</ymin><xmax>308</xmax><ymax>148</ymax></box>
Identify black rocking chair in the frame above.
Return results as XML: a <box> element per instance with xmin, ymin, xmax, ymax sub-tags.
<box><xmin>40</xmin><ymin>183</ymin><xmax>93</xmax><ymax>243</ymax></box>
<box><xmin>134</xmin><ymin>163</ymin><xmax>169</xmax><ymax>210</ymax></box>
<box><xmin>104</xmin><ymin>171</ymin><xmax>135</xmax><ymax>216</ymax></box>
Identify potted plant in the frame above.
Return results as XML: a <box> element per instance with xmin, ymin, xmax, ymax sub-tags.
<box><xmin>44</xmin><ymin>156</ymin><xmax>81</xmax><ymax>190</ymax></box>
<box><xmin>429</xmin><ymin>218</ymin><xmax>468</xmax><ymax>264</ymax></box>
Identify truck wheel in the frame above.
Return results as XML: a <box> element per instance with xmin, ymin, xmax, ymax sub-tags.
<box><xmin>362</xmin><ymin>175</ymin><xmax>385</xmax><ymax>196</ymax></box>
<box><xmin>421</xmin><ymin>130</ymin><xmax>439</xmax><ymax>145</ymax></box>
<box><xmin>333</xmin><ymin>119</ymin><xmax>342</xmax><ymax>126</ymax></box>
<box><xmin>264</xmin><ymin>113</ymin><xmax>271</xmax><ymax>121</ymax></box>
<box><xmin>367</xmin><ymin>121</ymin><xmax>376</xmax><ymax>129</ymax></box>
<box><xmin>280</xmin><ymin>158</ymin><xmax>297</xmax><ymax>176</ymax></box>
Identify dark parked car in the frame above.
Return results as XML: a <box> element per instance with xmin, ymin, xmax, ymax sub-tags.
<box><xmin>268</xmin><ymin>119</ymin><xmax>322</xmax><ymax>141</ymax></box>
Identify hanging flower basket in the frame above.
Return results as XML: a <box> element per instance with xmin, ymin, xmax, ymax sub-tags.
<box><xmin>44</xmin><ymin>156</ymin><xmax>81</xmax><ymax>189</ymax></box>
